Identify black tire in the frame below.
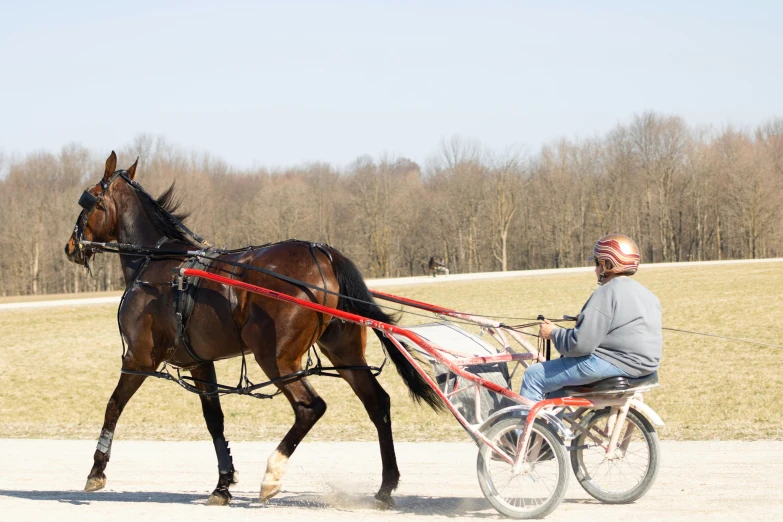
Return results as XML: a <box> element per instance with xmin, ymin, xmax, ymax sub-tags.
<box><xmin>477</xmin><ymin>417</ymin><xmax>568</xmax><ymax>519</ymax></box>
<box><xmin>570</xmin><ymin>408</ymin><xmax>660</xmax><ymax>504</ymax></box>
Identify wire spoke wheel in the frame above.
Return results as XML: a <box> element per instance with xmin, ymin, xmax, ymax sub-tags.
<box><xmin>570</xmin><ymin>408</ymin><xmax>660</xmax><ymax>503</ymax></box>
<box><xmin>477</xmin><ymin>417</ymin><xmax>568</xmax><ymax>519</ymax></box>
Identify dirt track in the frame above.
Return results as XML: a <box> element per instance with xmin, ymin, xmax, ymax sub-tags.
<box><xmin>1</xmin><ymin>439</ymin><xmax>781</xmax><ymax>521</ymax></box>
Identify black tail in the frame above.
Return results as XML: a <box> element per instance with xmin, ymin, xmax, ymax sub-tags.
<box><xmin>329</xmin><ymin>248</ymin><xmax>443</xmax><ymax>412</ymax></box>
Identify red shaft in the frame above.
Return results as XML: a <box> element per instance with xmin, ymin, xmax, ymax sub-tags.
<box><xmin>180</xmin><ymin>268</ymin><xmax>517</xmax><ymax>399</ymax></box>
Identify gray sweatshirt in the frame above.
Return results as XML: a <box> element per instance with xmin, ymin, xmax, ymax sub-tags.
<box><xmin>550</xmin><ymin>276</ymin><xmax>662</xmax><ymax>377</ymax></box>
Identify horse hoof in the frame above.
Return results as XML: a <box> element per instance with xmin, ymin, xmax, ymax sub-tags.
<box><xmin>84</xmin><ymin>476</ymin><xmax>106</xmax><ymax>492</ymax></box>
<box><xmin>259</xmin><ymin>481</ymin><xmax>281</xmax><ymax>503</ymax></box>
<box><xmin>207</xmin><ymin>491</ymin><xmax>231</xmax><ymax>506</ymax></box>
<box><xmin>374</xmin><ymin>491</ymin><xmax>396</xmax><ymax>509</ymax></box>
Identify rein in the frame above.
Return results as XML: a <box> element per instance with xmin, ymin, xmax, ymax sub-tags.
<box><xmin>79</xmin><ymin>239</ymin><xmax>405</xmax><ymax>315</ymax></box>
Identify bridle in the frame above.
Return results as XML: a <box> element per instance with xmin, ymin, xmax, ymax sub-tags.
<box><xmin>73</xmin><ymin>170</ymin><xmax>130</xmax><ymax>272</ymax></box>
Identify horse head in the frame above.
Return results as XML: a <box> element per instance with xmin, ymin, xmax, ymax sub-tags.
<box><xmin>64</xmin><ymin>151</ymin><xmax>138</xmax><ymax>266</ymax></box>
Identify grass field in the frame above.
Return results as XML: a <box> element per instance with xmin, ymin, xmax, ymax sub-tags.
<box><xmin>0</xmin><ymin>290</ymin><xmax>123</xmax><ymax>305</ymax></box>
<box><xmin>1</xmin><ymin>261</ymin><xmax>782</xmax><ymax>443</ymax></box>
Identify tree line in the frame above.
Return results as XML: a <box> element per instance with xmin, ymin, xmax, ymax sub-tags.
<box><xmin>1</xmin><ymin>112</ymin><xmax>781</xmax><ymax>296</ymax></box>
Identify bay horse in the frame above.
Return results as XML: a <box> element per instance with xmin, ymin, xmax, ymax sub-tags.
<box><xmin>64</xmin><ymin>152</ymin><xmax>440</xmax><ymax>506</ymax></box>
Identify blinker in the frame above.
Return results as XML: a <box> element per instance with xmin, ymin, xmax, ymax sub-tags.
<box><xmin>78</xmin><ymin>190</ymin><xmax>98</xmax><ymax>211</ymax></box>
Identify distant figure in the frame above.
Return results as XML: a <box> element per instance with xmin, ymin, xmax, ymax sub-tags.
<box><xmin>428</xmin><ymin>256</ymin><xmax>449</xmax><ymax>277</ymax></box>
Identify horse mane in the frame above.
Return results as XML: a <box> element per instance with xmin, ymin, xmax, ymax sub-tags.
<box><xmin>135</xmin><ymin>182</ymin><xmax>198</xmax><ymax>244</ymax></box>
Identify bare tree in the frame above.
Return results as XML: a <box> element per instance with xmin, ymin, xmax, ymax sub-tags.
<box><xmin>489</xmin><ymin>149</ymin><xmax>525</xmax><ymax>271</ymax></box>
<box><xmin>2</xmin><ymin>117</ymin><xmax>783</xmax><ymax>297</ymax></box>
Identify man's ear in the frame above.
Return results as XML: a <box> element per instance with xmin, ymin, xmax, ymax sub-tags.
<box><xmin>127</xmin><ymin>157</ymin><xmax>139</xmax><ymax>180</ymax></box>
<box><xmin>103</xmin><ymin>151</ymin><xmax>117</xmax><ymax>182</ymax></box>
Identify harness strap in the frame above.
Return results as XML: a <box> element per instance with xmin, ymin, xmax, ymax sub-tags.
<box><xmin>303</xmin><ymin>242</ymin><xmax>328</xmax><ymax>351</ymax></box>
<box><xmin>173</xmin><ymin>251</ymin><xmax>215</xmax><ymax>363</ymax></box>
<box><xmin>120</xmin><ymin>359</ymin><xmax>385</xmax><ymax>400</ymax></box>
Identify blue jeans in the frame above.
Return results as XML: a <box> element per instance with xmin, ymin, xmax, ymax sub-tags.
<box><xmin>520</xmin><ymin>354</ymin><xmax>631</xmax><ymax>402</ymax></box>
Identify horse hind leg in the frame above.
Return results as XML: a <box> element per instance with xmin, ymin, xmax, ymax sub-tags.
<box><xmin>84</xmin><ymin>370</ymin><xmax>147</xmax><ymax>492</ymax></box>
<box><xmin>259</xmin><ymin>373</ymin><xmax>327</xmax><ymax>503</ymax></box>
<box><xmin>330</xmin><ymin>360</ymin><xmax>399</xmax><ymax>507</ymax></box>
<box><xmin>190</xmin><ymin>362</ymin><xmax>237</xmax><ymax>506</ymax></box>
<box><xmin>318</xmin><ymin>326</ymin><xmax>400</xmax><ymax>508</ymax></box>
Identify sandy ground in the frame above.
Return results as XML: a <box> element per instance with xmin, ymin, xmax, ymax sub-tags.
<box><xmin>1</xmin><ymin>439</ymin><xmax>781</xmax><ymax>521</ymax></box>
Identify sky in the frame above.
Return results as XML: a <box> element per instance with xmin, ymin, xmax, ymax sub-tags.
<box><xmin>1</xmin><ymin>1</ymin><xmax>782</xmax><ymax>169</ymax></box>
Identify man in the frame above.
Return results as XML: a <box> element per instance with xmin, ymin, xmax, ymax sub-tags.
<box><xmin>518</xmin><ymin>234</ymin><xmax>662</xmax><ymax>406</ymax></box>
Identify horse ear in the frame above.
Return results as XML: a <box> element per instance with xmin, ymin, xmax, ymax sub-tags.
<box><xmin>103</xmin><ymin>151</ymin><xmax>117</xmax><ymax>182</ymax></box>
<box><xmin>127</xmin><ymin>157</ymin><xmax>139</xmax><ymax>180</ymax></box>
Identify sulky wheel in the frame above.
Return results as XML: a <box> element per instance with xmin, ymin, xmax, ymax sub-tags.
<box><xmin>570</xmin><ymin>407</ymin><xmax>660</xmax><ymax>503</ymax></box>
<box><xmin>477</xmin><ymin>417</ymin><xmax>568</xmax><ymax>519</ymax></box>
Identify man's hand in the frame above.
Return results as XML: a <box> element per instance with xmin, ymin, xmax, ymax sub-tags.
<box><xmin>539</xmin><ymin>319</ymin><xmax>559</xmax><ymax>340</ymax></box>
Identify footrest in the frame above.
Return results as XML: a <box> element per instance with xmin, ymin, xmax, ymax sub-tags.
<box><xmin>561</xmin><ymin>371</ymin><xmax>658</xmax><ymax>394</ymax></box>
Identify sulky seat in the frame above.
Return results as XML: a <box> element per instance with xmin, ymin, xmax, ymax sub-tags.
<box><xmin>561</xmin><ymin>371</ymin><xmax>658</xmax><ymax>395</ymax></box>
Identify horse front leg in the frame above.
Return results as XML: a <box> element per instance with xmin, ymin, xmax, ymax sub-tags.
<box><xmin>190</xmin><ymin>362</ymin><xmax>237</xmax><ymax>506</ymax></box>
<box><xmin>259</xmin><ymin>375</ymin><xmax>327</xmax><ymax>503</ymax></box>
<box><xmin>84</xmin><ymin>370</ymin><xmax>147</xmax><ymax>492</ymax></box>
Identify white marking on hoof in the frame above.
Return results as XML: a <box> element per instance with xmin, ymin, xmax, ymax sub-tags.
<box><xmin>259</xmin><ymin>450</ymin><xmax>288</xmax><ymax>502</ymax></box>
<box><xmin>259</xmin><ymin>480</ymin><xmax>282</xmax><ymax>502</ymax></box>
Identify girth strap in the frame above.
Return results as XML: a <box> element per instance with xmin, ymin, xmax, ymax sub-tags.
<box><xmin>173</xmin><ymin>250</ymin><xmax>217</xmax><ymax>363</ymax></box>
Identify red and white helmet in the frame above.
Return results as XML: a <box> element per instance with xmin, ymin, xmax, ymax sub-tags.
<box><xmin>590</xmin><ymin>234</ymin><xmax>640</xmax><ymax>276</ymax></box>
